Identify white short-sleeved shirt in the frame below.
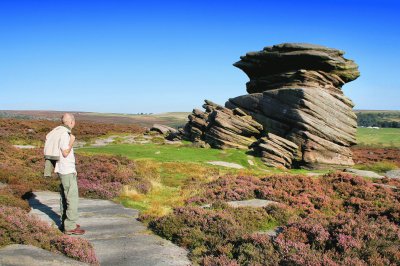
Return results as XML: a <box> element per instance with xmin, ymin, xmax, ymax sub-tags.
<box><xmin>55</xmin><ymin>132</ymin><xmax>76</xmax><ymax>175</ymax></box>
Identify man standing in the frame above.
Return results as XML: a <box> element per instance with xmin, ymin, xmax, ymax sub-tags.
<box><xmin>55</xmin><ymin>113</ymin><xmax>85</xmax><ymax>235</ymax></box>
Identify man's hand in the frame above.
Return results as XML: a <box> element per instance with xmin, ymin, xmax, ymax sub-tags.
<box><xmin>69</xmin><ymin>134</ymin><xmax>76</xmax><ymax>146</ymax></box>
<box><xmin>61</xmin><ymin>134</ymin><xmax>76</xmax><ymax>158</ymax></box>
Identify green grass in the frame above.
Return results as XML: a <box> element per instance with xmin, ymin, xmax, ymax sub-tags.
<box><xmin>354</xmin><ymin>161</ymin><xmax>398</xmax><ymax>174</ymax></box>
<box><xmin>78</xmin><ymin>143</ymin><xmax>262</xmax><ymax>167</ymax></box>
<box><xmin>356</xmin><ymin>127</ymin><xmax>400</xmax><ymax>148</ymax></box>
<box><xmin>78</xmin><ymin>142</ymin><xmax>324</xmax><ymax>216</ymax></box>
<box><xmin>75</xmin><ymin>138</ymin><xmax>337</xmax><ymax>217</ymax></box>
<box><xmin>119</xmin><ymin>185</ymin><xmax>182</xmax><ymax>216</ymax></box>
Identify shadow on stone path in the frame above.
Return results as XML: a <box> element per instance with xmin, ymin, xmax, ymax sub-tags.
<box><xmin>29</xmin><ymin>191</ymin><xmax>191</xmax><ymax>266</ymax></box>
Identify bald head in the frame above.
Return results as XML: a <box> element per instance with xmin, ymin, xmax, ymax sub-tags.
<box><xmin>61</xmin><ymin>113</ymin><xmax>75</xmax><ymax>129</ymax></box>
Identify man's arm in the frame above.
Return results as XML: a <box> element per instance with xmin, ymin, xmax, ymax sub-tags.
<box><xmin>61</xmin><ymin>134</ymin><xmax>76</xmax><ymax>158</ymax></box>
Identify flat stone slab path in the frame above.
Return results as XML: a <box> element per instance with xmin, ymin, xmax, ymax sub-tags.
<box><xmin>202</xmin><ymin>199</ymin><xmax>279</xmax><ymax>209</ymax></box>
<box><xmin>344</xmin><ymin>168</ymin><xmax>384</xmax><ymax>179</ymax></box>
<box><xmin>206</xmin><ymin>161</ymin><xmax>244</xmax><ymax>169</ymax></box>
<box><xmin>226</xmin><ymin>199</ymin><xmax>279</xmax><ymax>208</ymax></box>
<box><xmin>0</xmin><ymin>244</ymin><xmax>88</xmax><ymax>266</ymax></box>
<box><xmin>29</xmin><ymin>191</ymin><xmax>190</xmax><ymax>266</ymax></box>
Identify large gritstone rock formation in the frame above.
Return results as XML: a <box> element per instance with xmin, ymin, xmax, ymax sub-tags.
<box><xmin>183</xmin><ymin>43</ymin><xmax>360</xmax><ymax>169</ymax></box>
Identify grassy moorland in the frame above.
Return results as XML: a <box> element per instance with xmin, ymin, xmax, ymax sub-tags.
<box><xmin>1</xmin><ymin>117</ymin><xmax>400</xmax><ymax>265</ymax></box>
<box><xmin>78</xmin><ymin>143</ymin><xmax>316</xmax><ymax>215</ymax></box>
<box><xmin>0</xmin><ymin>119</ymin><xmax>145</xmax><ymax>264</ymax></box>
<box><xmin>79</xmin><ymin>127</ymin><xmax>400</xmax><ymax>265</ymax></box>
<box><xmin>356</xmin><ymin>127</ymin><xmax>400</xmax><ymax>147</ymax></box>
<box><xmin>70</xmin><ymin>127</ymin><xmax>400</xmax><ymax>217</ymax></box>
<box><xmin>352</xmin><ymin>127</ymin><xmax>400</xmax><ymax>173</ymax></box>
<box><xmin>78</xmin><ymin>142</ymin><xmax>326</xmax><ymax>216</ymax></box>
<box><xmin>79</xmin><ymin>143</ymin><xmax>262</xmax><ymax>166</ymax></box>
<box><xmin>0</xmin><ymin>110</ymin><xmax>189</xmax><ymax>128</ymax></box>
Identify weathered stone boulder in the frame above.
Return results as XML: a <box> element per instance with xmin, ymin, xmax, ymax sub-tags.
<box><xmin>227</xmin><ymin>87</ymin><xmax>357</xmax><ymax>168</ymax></box>
<box><xmin>150</xmin><ymin>124</ymin><xmax>178</xmax><ymax>135</ymax></box>
<box><xmin>250</xmin><ymin>133</ymin><xmax>298</xmax><ymax>168</ymax></box>
<box><xmin>233</xmin><ymin>43</ymin><xmax>359</xmax><ymax>94</ymax></box>
<box><xmin>184</xmin><ymin>100</ymin><xmax>263</xmax><ymax>149</ymax></box>
<box><xmin>183</xmin><ymin>43</ymin><xmax>359</xmax><ymax>169</ymax></box>
<box><xmin>165</xmin><ymin>128</ymin><xmax>185</xmax><ymax>141</ymax></box>
<box><xmin>228</xmin><ymin>43</ymin><xmax>359</xmax><ymax>169</ymax></box>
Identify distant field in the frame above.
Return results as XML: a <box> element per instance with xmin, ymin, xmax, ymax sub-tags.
<box><xmin>0</xmin><ymin>110</ymin><xmax>190</xmax><ymax>128</ymax></box>
<box><xmin>355</xmin><ymin>110</ymin><xmax>400</xmax><ymax>127</ymax></box>
<box><xmin>356</xmin><ymin>127</ymin><xmax>400</xmax><ymax>147</ymax></box>
<box><xmin>3</xmin><ymin>110</ymin><xmax>400</xmax><ymax>147</ymax></box>
<box><xmin>355</xmin><ymin>110</ymin><xmax>400</xmax><ymax>113</ymax></box>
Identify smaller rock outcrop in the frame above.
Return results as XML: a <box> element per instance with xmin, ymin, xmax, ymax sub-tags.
<box><xmin>250</xmin><ymin>133</ymin><xmax>298</xmax><ymax>168</ymax></box>
<box><xmin>385</xmin><ymin>169</ymin><xmax>400</xmax><ymax>179</ymax></box>
<box><xmin>184</xmin><ymin>100</ymin><xmax>263</xmax><ymax>149</ymax></box>
<box><xmin>150</xmin><ymin>124</ymin><xmax>178</xmax><ymax>135</ymax></box>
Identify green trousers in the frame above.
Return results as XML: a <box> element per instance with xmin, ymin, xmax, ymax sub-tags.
<box><xmin>59</xmin><ymin>173</ymin><xmax>78</xmax><ymax>231</ymax></box>
<box><xmin>44</xmin><ymin>159</ymin><xmax>56</xmax><ymax>177</ymax></box>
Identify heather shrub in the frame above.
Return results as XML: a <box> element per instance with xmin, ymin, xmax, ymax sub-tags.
<box><xmin>352</xmin><ymin>147</ymin><xmax>400</xmax><ymax>167</ymax></box>
<box><xmin>0</xmin><ymin>118</ymin><xmax>144</xmax><ymax>144</ymax></box>
<box><xmin>53</xmin><ymin>235</ymin><xmax>98</xmax><ymax>264</ymax></box>
<box><xmin>0</xmin><ymin>140</ymin><xmax>59</xmax><ymax>202</ymax></box>
<box><xmin>153</xmin><ymin>172</ymin><xmax>400</xmax><ymax>265</ymax></box>
<box><xmin>150</xmin><ymin>202</ymin><xmax>291</xmax><ymax>263</ymax></box>
<box><xmin>275</xmin><ymin>212</ymin><xmax>400</xmax><ymax>265</ymax></box>
<box><xmin>325</xmin><ymin>172</ymin><xmax>400</xmax><ymax>223</ymax></box>
<box><xmin>0</xmin><ymin>206</ymin><xmax>98</xmax><ymax>265</ymax></box>
<box><xmin>257</xmin><ymin>175</ymin><xmax>341</xmax><ymax>215</ymax></box>
<box><xmin>374</xmin><ymin>176</ymin><xmax>400</xmax><ymax>188</ymax></box>
<box><xmin>0</xmin><ymin>140</ymin><xmax>149</xmax><ymax>201</ymax></box>
<box><xmin>232</xmin><ymin>234</ymin><xmax>279</xmax><ymax>266</ymax></box>
<box><xmin>202</xmin><ymin>255</ymin><xmax>240</xmax><ymax>266</ymax></box>
<box><xmin>185</xmin><ymin>175</ymin><xmax>263</xmax><ymax>205</ymax></box>
<box><xmin>188</xmin><ymin>174</ymin><xmax>342</xmax><ymax>216</ymax></box>
<box><xmin>76</xmin><ymin>154</ymin><xmax>148</xmax><ymax>199</ymax></box>
<box><xmin>150</xmin><ymin>206</ymin><xmax>242</xmax><ymax>259</ymax></box>
<box><xmin>0</xmin><ymin>188</ymin><xmax>30</xmax><ymax>210</ymax></box>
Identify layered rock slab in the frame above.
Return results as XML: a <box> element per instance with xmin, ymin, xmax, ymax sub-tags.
<box><xmin>233</xmin><ymin>43</ymin><xmax>359</xmax><ymax>94</ymax></box>
<box><xmin>228</xmin><ymin>43</ymin><xmax>359</xmax><ymax>168</ymax></box>
<box><xmin>184</xmin><ymin>100</ymin><xmax>263</xmax><ymax>149</ymax></box>
<box><xmin>250</xmin><ymin>133</ymin><xmax>298</xmax><ymax>168</ymax></box>
<box><xmin>0</xmin><ymin>244</ymin><xmax>88</xmax><ymax>266</ymax></box>
<box><xmin>227</xmin><ymin>87</ymin><xmax>357</xmax><ymax>168</ymax></box>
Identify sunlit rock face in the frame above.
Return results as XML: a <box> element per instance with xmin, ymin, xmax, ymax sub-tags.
<box><xmin>184</xmin><ymin>100</ymin><xmax>263</xmax><ymax>150</ymax></box>
<box><xmin>184</xmin><ymin>43</ymin><xmax>360</xmax><ymax>169</ymax></box>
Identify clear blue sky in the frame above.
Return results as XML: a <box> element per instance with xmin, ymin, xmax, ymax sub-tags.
<box><xmin>1</xmin><ymin>0</ymin><xmax>399</xmax><ymax>113</ymax></box>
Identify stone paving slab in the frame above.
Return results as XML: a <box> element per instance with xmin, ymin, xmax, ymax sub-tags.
<box><xmin>385</xmin><ymin>169</ymin><xmax>400</xmax><ymax>179</ymax></box>
<box><xmin>206</xmin><ymin>161</ymin><xmax>244</xmax><ymax>169</ymax></box>
<box><xmin>344</xmin><ymin>168</ymin><xmax>384</xmax><ymax>179</ymax></box>
<box><xmin>202</xmin><ymin>198</ymin><xmax>279</xmax><ymax>208</ymax></box>
<box><xmin>29</xmin><ymin>191</ymin><xmax>191</xmax><ymax>266</ymax></box>
<box><xmin>0</xmin><ymin>244</ymin><xmax>88</xmax><ymax>266</ymax></box>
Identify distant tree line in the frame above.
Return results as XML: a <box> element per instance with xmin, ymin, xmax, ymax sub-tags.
<box><xmin>356</xmin><ymin>112</ymin><xmax>400</xmax><ymax>128</ymax></box>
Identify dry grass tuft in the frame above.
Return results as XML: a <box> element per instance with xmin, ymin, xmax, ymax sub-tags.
<box><xmin>120</xmin><ymin>186</ymin><xmax>144</xmax><ymax>201</ymax></box>
<box><xmin>134</xmin><ymin>160</ymin><xmax>161</xmax><ymax>181</ymax></box>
